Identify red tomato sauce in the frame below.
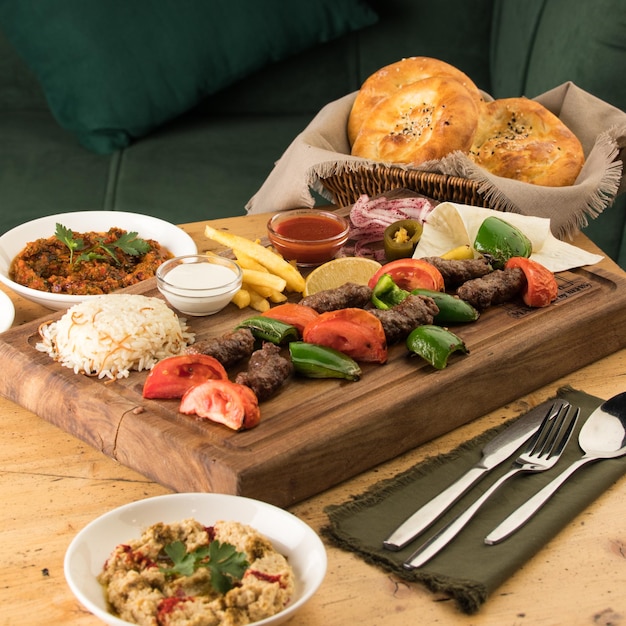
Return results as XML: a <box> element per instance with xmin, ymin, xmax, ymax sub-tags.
<box><xmin>271</xmin><ymin>215</ymin><xmax>347</xmax><ymax>265</ymax></box>
<box><xmin>275</xmin><ymin>215</ymin><xmax>345</xmax><ymax>241</ymax></box>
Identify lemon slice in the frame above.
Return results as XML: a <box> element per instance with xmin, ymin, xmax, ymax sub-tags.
<box><xmin>304</xmin><ymin>257</ymin><xmax>382</xmax><ymax>296</ymax></box>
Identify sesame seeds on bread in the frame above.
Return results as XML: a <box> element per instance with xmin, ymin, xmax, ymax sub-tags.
<box><xmin>347</xmin><ymin>58</ymin><xmax>585</xmax><ymax>187</ymax></box>
<box><xmin>350</xmin><ymin>76</ymin><xmax>480</xmax><ymax>165</ymax></box>
<box><xmin>468</xmin><ymin>97</ymin><xmax>585</xmax><ymax>186</ymax></box>
<box><xmin>348</xmin><ymin>56</ymin><xmax>483</xmax><ymax>145</ymax></box>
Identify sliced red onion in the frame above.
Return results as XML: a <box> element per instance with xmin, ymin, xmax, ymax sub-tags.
<box><xmin>346</xmin><ymin>194</ymin><xmax>436</xmax><ymax>259</ymax></box>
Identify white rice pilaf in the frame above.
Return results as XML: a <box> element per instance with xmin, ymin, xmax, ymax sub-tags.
<box><xmin>37</xmin><ymin>294</ymin><xmax>195</xmax><ymax>380</ymax></box>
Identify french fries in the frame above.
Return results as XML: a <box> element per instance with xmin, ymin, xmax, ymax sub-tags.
<box><xmin>243</xmin><ymin>284</ymin><xmax>271</xmax><ymax>312</ymax></box>
<box><xmin>268</xmin><ymin>290</ymin><xmax>288</xmax><ymax>304</ymax></box>
<box><xmin>231</xmin><ymin>288</ymin><xmax>251</xmax><ymax>309</ymax></box>
<box><xmin>204</xmin><ymin>226</ymin><xmax>305</xmax><ymax>293</ymax></box>
<box><xmin>234</xmin><ymin>250</ymin><xmax>268</xmax><ymax>273</ymax></box>
<box><xmin>240</xmin><ymin>268</ymin><xmax>286</xmax><ymax>293</ymax></box>
<box><xmin>204</xmin><ymin>225</ymin><xmax>305</xmax><ymax>312</ymax></box>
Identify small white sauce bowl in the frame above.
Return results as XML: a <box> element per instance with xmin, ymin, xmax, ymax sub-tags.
<box><xmin>156</xmin><ymin>254</ymin><xmax>242</xmax><ymax>316</ymax></box>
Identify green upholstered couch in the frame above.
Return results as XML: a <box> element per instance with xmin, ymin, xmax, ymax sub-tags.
<box><xmin>1</xmin><ymin>0</ymin><xmax>625</xmax><ymax>267</ymax></box>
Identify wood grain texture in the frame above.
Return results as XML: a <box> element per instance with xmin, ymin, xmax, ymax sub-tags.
<box><xmin>1</xmin><ymin>222</ymin><xmax>626</xmax><ymax>507</ymax></box>
<box><xmin>1</xmin><ymin>216</ymin><xmax>625</xmax><ymax>625</ymax></box>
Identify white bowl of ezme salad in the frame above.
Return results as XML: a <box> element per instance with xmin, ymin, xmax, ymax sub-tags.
<box><xmin>64</xmin><ymin>492</ymin><xmax>327</xmax><ymax>626</ymax></box>
<box><xmin>0</xmin><ymin>211</ymin><xmax>197</xmax><ymax>310</ymax></box>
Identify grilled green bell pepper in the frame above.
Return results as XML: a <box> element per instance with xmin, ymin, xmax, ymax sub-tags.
<box><xmin>407</xmin><ymin>324</ymin><xmax>468</xmax><ymax>369</ymax></box>
<box><xmin>236</xmin><ymin>316</ymin><xmax>299</xmax><ymax>344</ymax></box>
<box><xmin>289</xmin><ymin>342</ymin><xmax>361</xmax><ymax>381</ymax></box>
<box><xmin>473</xmin><ymin>216</ymin><xmax>532</xmax><ymax>269</ymax></box>
<box><xmin>411</xmin><ymin>289</ymin><xmax>480</xmax><ymax>324</ymax></box>
<box><xmin>371</xmin><ymin>273</ymin><xmax>410</xmax><ymax>310</ymax></box>
<box><xmin>383</xmin><ymin>219</ymin><xmax>423</xmax><ymax>261</ymax></box>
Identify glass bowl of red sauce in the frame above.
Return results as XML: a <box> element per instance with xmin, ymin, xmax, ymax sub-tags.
<box><xmin>267</xmin><ymin>209</ymin><xmax>350</xmax><ymax>266</ymax></box>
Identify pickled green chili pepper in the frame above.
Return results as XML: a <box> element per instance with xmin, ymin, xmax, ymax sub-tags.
<box><xmin>383</xmin><ymin>219</ymin><xmax>423</xmax><ymax>261</ymax></box>
<box><xmin>289</xmin><ymin>342</ymin><xmax>361</xmax><ymax>381</ymax></box>
<box><xmin>411</xmin><ymin>289</ymin><xmax>480</xmax><ymax>324</ymax></box>
<box><xmin>371</xmin><ymin>273</ymin><xmax>410</xmax><ymax>310</ymax></box>
<box><xmin>473</xmin><ymin>216</ymin><xmax>532</xmax><ymax>269</ymax></box>
<box><xmin>236</xmin><ymin>316</ymin><xmax>299</xmax><ymax>344</ymax></box>
<box><xmin>406</xmin><ymin>324</ymin><xmax>469</xmax><ymax>369</ymax></box>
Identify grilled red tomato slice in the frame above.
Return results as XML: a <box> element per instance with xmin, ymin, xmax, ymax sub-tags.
<box><xmin>179</xmin><ymin>379</ymin><xmax>260</xmax><ymax>430</ymax></box>
<box><xmin>368</xmin><ymin>258</ymin><xmax>444</xmax><ymax>292</ymax></box>
<box><xmin>260</xmin><ymin>302</ymin><xmax>320</xmax><ymax>335</ymax></box>
<box><xmin>303</xmin><ymin>308</ymin><xmax>387</xmax><ymax>363</ymax></box>
<box><xmin>505</xmin><ymin>257</ymin><xmax>558</xmax><ymax>307</ymax></box>
<box><xmin>142</xmin><ymin>354</ymin><xmax>228</xmax><ymax>399</ymax></box>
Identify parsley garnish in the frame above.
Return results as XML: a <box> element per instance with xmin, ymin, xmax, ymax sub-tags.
<box><xmin>160</xmin><ymin>540</ymin><xmax>249</xmax><ymax>594</ymax></box>
<box><xmin>55</xmin><ymin>223</ymin><xmax>84</xmax><ymax>265</ymax></box>
<box><xmin>54</xmin><ymin>222</ymin><xmax>151</xmax><ymax>266</ymax></box>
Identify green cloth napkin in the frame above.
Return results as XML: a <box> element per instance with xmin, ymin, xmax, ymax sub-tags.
<box><xmin>323</xmin><ymin>387</ymin><xmax>626</xmax><ymax>614</ymax></box>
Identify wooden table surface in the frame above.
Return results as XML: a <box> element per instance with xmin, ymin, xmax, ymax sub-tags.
<box><xmin>1</xmin><ymin>213</ymin><xmax>625</xmax><ymax>626</ymax></box>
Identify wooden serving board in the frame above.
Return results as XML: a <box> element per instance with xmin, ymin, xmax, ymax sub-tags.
<box><xmin>1</xmin><ymin>263</ymin><xmax>626</xmax><ymax>508</ymax></box>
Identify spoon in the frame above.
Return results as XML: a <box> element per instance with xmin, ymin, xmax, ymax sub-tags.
<box><xmin>484</xmin><ymin>391</ymin><xmax>626</xmax><ymax>544</ymax></box>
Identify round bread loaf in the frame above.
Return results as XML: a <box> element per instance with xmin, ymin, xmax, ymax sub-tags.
<box><xmin>468</xmin><ymin>97</ymin><xmax>585</xmax><ymax>186</ymax></box>
<box><xmin>350</xmin><ymin>76</ymin><xmax>480</xmax><ymax>165</ymax></box>
<box><xmin>348</xmin><ymin>56</ymin><xmax>483</xmax><ymax>145</ymax></box>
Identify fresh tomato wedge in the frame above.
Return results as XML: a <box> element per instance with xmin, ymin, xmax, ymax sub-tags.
<box><xmin>303</xmin><ymin>308</ymin><xmax>387</xmax><ymax>363</ymax></box>
<box><xmin>367</xmin><ymin>258</ymin><xmax>444</xmax><ymax>292</ymax></box>
<box><xmin>260</xmin><ymin>302</ymin><xmax>320</xmax><ymax>334</ymax></box>
<box><xmin>142</xmin><ymin>354</ymin><xmax>228</xmax><ymax>399</ymax></box>
<box><xmin>232</xmin><ymin>382</ymin><xmax>261</xmax><ymax>428</ymax></box>
<box><xmin>179</xmin><ymin>379</ymin><xmax>261</xmax><ymax>430</ymax></box>
<box><xmin>505</xmin><ymin>257</ymin><xmax>558</xmax><ymax>307</ymax></box>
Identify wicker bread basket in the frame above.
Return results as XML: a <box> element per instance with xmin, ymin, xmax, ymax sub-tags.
<box><xmin>320</xmin><ymin>164</ymin><xmax>506</xmax><ymax>210</ymax></box>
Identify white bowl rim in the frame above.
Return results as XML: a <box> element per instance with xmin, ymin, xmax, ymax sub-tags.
<box><xmin>0</xmin><ymin>289</ymin><xmax>15</xmax><ymax>332</ymax></box>
<box><xmin>156</xmin><ymin>254</ymin><xmax>244</xmax><ymax>293</ymax></box>
<box><xmin>0</xmin><ymin>211</ymin><xmax>197</xmax><ymax>309</ymax></box>
<box><xmin>63</xmin><ymin>492</ymin><xmax>327</xmax><ymax>626</ymax></box>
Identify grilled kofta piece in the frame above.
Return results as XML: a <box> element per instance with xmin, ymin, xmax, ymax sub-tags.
<box><xmin>456</xmin><ymin>267</ymin><xmax>525</xmax><ymax>310</ymax></box>
<box><xmin>235</xmin><ymin>342</ymin><xmax>293</xmax><ymax>401</ymax></box>
<box><xmin>185</xmin><ymin>327</ymin><xmax>255</xmax><ymax>368</ymax></box>
<box><xmin>299</xmin><ymin>282</ymin><xmax>373</xmax><ymax>313</ymax></box>
<box><xmin>370</xmin><ymin>294</ymin><xmax>439</xmax><ymax>344</ymax></box>
<box><xmin>423</xmin><ymin>256</ymin><xmax>492</xmax><ymax>288</ymax></box>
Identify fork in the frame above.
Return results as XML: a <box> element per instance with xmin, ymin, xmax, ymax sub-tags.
<box><xmin>403</xmin><ymin>401</ymin><xmax>579</xmax><ymax>569</ymax></box>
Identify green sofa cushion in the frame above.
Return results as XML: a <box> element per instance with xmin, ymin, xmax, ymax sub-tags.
<box><xmin>489</xmin><ymin>0</ymin><xmax>545</xmax><ymax>98</ymax></box>
<box><xmin>0</xmin><ymin>108</ymin><xmax>315</xmax><ymax>234</ymax></box>
<box><xmin>0</xmin><ymin>0</ymin><xmax>377</xmax><ymax>154</ymax></box>
<box><xmin>360</xmin><ymin>0</ymin><xmax>493</xmax><ymax>93</ymax></box>
<box><xmin>525</xmin><ymin>0</ymin><xmax>626</xmax><ymax>108</ymax></box>
<box><xmin>490</xmin><ymin>0</ymin><xmax>626</xmax><ymax>267</ymax></box>
<box><xmin>490</xmin><ymin>0</ymin><xmax>626</xmax><ymax>107</ymax></box>
<box><xmin>534</xmin><ymin>0</ymin><xmax>626</xmax><ymax>269</ymax></box>
<box><xmin>202</xmin><ymin>0</ymin><xmax>494</xmax><ymax>119</ymax></box>
<box><xmin>112</xmin><ymin>110</ymin><xmax>316</xmax><ymax>224</ymax></box>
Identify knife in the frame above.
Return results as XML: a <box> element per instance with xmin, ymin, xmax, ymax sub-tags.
<box><xmin>383</xmin><ymin>400</ymin><xmax>564</xmax><ymax>551</ymax></box>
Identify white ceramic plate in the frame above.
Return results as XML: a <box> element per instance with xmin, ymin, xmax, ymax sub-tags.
<box><xmin>0</xmin><ymin>289</ymin><xmax>15</xmax><ymax>332</ymax></box>
<box><xmin>64</xmin><ymin>492</ymin><xmax>327</xmax><ymax>626</ymax></box>
<box><xmin>0</xmin><ymin>211</ymin><xmax>198</xmax><ymax>311</ymax></box>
